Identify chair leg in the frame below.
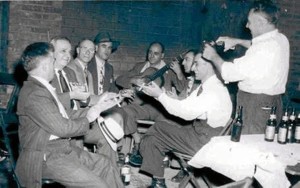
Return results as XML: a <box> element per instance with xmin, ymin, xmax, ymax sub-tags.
<box><xmin>179</xmin><ymin>175</ymin><xmax>191</xmax><ymax>188</ymax></box>
<box><xmin>190</xmin><ymin>173</ymin><xmax>201</xmax><ymax>188</ymax></box>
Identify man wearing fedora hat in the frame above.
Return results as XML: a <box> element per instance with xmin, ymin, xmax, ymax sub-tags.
<box><xmin>88</xmin><ymin>32</ymin><xmax>120</xmax><ymax>95</ymax></box>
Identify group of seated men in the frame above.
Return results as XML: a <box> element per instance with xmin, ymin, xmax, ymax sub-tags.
<box><xmin>14</xmin><ymin>1</ymin><xmax>289</xmax><ymax>187</ymax></box>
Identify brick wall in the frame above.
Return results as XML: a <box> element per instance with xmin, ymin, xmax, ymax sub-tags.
<box><xmin>60</xmin><ymin>1</ymin><xmax>206</xmax><ymax>77</ymax></box>
<box><xmin>6</xmin><ymin>1</ymin><xmax>62</xmax><ymax>71</ymax></box>
<box><xmin>3</xmin><ymin>0</ymin><xmax>300</xmax><ymax>108</ymax></box>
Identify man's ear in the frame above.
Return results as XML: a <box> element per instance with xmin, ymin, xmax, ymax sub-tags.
<box><xmin>95</xmin><ymin>45</ymin><xmax>98</xmax><ymax>52</ymax></box>
<box><xmin>161</xmin><ymin>53</ymin><xmax>165</xmax><ymax>59</ymax></box>
<box><xmin>76</xmin><ymin>47</ymin><xmax>80</xmax><ymax>55</ymax></box>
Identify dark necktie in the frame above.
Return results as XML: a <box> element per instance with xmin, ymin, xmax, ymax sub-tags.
<box><xmin>58</xmin><ymin>70</ymin><xmax>75</xmax><ymax>108</ymax></box>
<box><xmin>58</xmin><ymin>70</ymin><xmax>69</xmax><ymax>93</ymax></box>
<box><xmin>84</xmin><ymin>67</ymin><xmax>89</xmax><ymax>87</ymax></box>
<box><xmin>197</xmin><ymin>85</ymin><xmax>203</xmax><ymax>96</ymax></box>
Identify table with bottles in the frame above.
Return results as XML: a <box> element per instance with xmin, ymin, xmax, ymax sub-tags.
<box><xmin>188</xmin><ymin>134</ymin><xmax>300</xmax><ymax>188</ymax></box>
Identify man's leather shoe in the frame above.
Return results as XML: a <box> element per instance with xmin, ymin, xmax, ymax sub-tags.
<box><xmin>129</xmin><ymin>152</ymin><xmax>143</xmax><ymax>167</ymax></box>
<box><xmin>171</xmin><ymin>169</ymin><xmax>186</xmax><ymax>183</ymax></box>
<box><xmin>129</xmin><ymin>143</ymin><xmax>143</xmax><ymax>166</ymax></box>
<box><xmin>148</xmin><ymin>177</ymin><xmax>167</xmax><ymax>188</ymax></box>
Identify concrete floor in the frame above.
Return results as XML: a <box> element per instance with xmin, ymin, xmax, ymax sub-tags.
<box><xmin>126</xmin><ymin>165</ymin><xmax>209</xmax><ymax>188</ymax></box>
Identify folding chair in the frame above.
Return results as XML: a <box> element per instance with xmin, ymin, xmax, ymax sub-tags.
<box><xmin>0</xmin><ymin>73</ymin><xmax>22</xmax><ymax>187</ymax></box>
<box><xmin>170</xmin><ymin>118</ymin><xmax>237</xmax><ymax>188</ymax></box>
<box><xmin>285</xmin><ymin>163</ymin><xmax>300</xmax><ymax>187</ymax></box>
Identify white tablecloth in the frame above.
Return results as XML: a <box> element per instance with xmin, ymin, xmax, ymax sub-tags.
<box><xmin>188</xmin><ymin>134</ymin><xmax>300</xmax><ymax>188</ymax></box>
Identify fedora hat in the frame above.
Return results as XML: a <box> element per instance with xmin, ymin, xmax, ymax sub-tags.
<box><xmin>94</xmin><ymin>32</ymin><xmax>120</xmax><ymax>53</ymax></box>
<box><xmin>97</xmin><ymin>117</ymin><xmax>124</xmax><ymax>151</ymax></box>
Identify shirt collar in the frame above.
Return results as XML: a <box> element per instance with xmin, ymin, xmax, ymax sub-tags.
<box><xmin>76</xmin><ymin>58</ymin><xmax>86</xmax><ymax>70</ymax></box>
<box><xmin>54</xmin><ymin>68</ymin><xmax>66</xmax><ymax>75</ymax></box>
<box><xmin>202</xmin><ymin>75</ymin><xmax>218</xmax><ymax>90</ymax></box>
<box><xmin>31</xmin><ymin>75</ymin><xmax>56</xmax><ymax>92</ymax></box>
<box><xmin>252</xmin><ymin>29</ymin><xmax>278</xmax><ymax>44</ymax></box>
<box><xmin>95</xmin><ymin>55</ymin><xmax>105</xmax><ymax>67</ymax></box>
<box><xmin>146</xmin><ymin>60</ymin><xmax>166</xmax><ymax>69</ymax></box>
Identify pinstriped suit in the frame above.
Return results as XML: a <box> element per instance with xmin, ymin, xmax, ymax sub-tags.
<box><xmin>16</xmin><ymin>76</ymin><xmax>123</xmax><ymax>188</ymax></box>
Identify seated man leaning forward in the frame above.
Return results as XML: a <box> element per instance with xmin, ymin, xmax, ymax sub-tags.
<box><xmin>15</xmin><ymin>42</ymin><xmax>123</xmax><ymax>188</ymax></box>
<box><xmin>139</xmin><ymin>53</ymin><xmax>232</xmax><ymax>188</ymax></box>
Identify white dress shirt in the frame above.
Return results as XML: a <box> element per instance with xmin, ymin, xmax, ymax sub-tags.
<box><xmin>140</xmin><ymin>60</ymin><xmax>167</xmax><ymax>73</ymax></box>
<box><xmin>221</xmin><ymin>29</ymin><xmax>289</xmax><ymax>95</ymax></box>
<box><xmin>157</xmin><ymin>75</ymin><xmax>232</xmax><ymax>128</ymax></box>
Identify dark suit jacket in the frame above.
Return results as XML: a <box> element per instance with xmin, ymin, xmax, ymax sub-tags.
<box><xmin>116</xmin><ymin>61</ymin><xmax>186</xmax><ymax>93</ymax></box>
<box><xmin>50</xmin><ymin>68</ymin><xmax>76</xmax><ymax>110</ymax></box>
<box><xmin>66</xmin><ymin>59</ymin><xmax>100</xmax><ymax>106</ymax></box>
<box><xmin>16</xmin><ymin>76</ymin><xmax>89</xmax><ymax>188</ymax></box>
<box><xmin>88</xmin><ymin>57</ymin><xmax>119</xmax><ymax>94</ymax></box>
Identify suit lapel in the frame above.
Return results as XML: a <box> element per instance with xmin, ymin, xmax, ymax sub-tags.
<box><xmin>88</xmin><ymin>58</ymin><xmax>99</xmax><ymax>95</ymax></box>
<box><xmin>29</xmin><ymin>77</ymin><xmax>61</xmax><ymax>109</ymax></box>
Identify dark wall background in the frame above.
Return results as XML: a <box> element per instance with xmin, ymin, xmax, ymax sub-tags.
<box><xmin>0</xmin><ymin>0</ymin><xmax>300</xmax><ymax>108</ymax></box>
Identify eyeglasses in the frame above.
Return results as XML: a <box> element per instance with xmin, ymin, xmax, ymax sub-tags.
<box><xmin>80</xmin><ymin>47</ymin><xmax>95</xmax><ymax>54</ymax></box>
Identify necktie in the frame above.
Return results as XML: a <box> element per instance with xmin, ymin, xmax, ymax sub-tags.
<box><xmin>58</xmin><ymin>70</ymin><xmax>69</xmax><ymax>92</ymax></box>
<box><xmin>197</xmin><ymin>85</ymin><xmax>203</xmax><ymax>96</ymax></box>
<box><xmin>58</xmin><ymin>70</ymin><xmax>75</xmax><ymax>108</ymax></box>
<box><xmin>84</xmin><ymin>67</ymin><xmax>89</xmax><ymax>87</ymax></box>
<box><xmin>98</xmin><ymin>66</ymin><xmax>104</xmax><ymax>94</ymax></box>
<box><xmin>187</xmin><ymin>77</ymin><xmax>194</xmax><ymax>96</ymax></box>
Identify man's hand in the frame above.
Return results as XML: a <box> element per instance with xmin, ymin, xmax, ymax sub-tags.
<box><xmin>130</xmin><ymin>77</ymin><xmax>146</xmax><ymax>86</ymax></box>
<box><xmin>141</xmin><ymin>82</ymin><xmax>164</xmax><ymax>98</ymax></box>
<box><xmin>70</xmin><ymin>90</ymin><xmax>90</xmax><ymax>101</ymax></box>
<box><xmin>119</xmin><ymin>89</ymin><xmax>135</xmax><ymax>101</ymax></box>
<box><xmin>170</xmin><ymin>60</ymin><xmax>182</xmax><ymax>75</ymax></box>
<box><xmin>216</xmin><ymin>36</ymin><xmax>238</xmax><ymax>52</ymax></box>
<box><xmin>86</xmin><ymin>92</ymin><xmax>120</xmax><ymax>122</ymax></box>
<box><xmin>166</xmin><ymin>87</ymin><xmax>179</xmax><ymax>99</ymax></box>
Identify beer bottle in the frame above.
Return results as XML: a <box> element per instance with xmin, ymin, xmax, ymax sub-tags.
<box><xmin>121</xmin><ymin>155</ymin><xmax>131</xmax><ymax>185</ymax></box>
<box><xmin>295</xmin><ymin>113</ymin><xmax>300</xmax><ymax>143</ymax></box>
<box><xmin>277</xmin><ymin>109</ymin><xmax>289</xmax><ymax>144</ymax></box>
<box><xmin>265</xmin><ymin>106</ymin><xmax>277</xmax><ymax>142</ymax></box>
<box><xmin>287</xmin><ymin>108</ymin><xmax>296</xmax><ymax>143</ymax></box>
<box><xmin>231</xmin><ymin>106</ymin><xmax>243</xmax><ymax>142</ymax></box>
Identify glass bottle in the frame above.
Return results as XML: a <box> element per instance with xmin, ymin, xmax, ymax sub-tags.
<box><xmin>295</xmin><ymin>113</ymin><xmax>300</xmax><ymax>143</ymax></box>
<box><xmin>121</xmin><ymin>155</ymin><xmax>131</xmax><ymax>185</ymax></box>
<box><xmin>287</xmin><ymin>108</ymin><xmax>296</xmax><ymax>143</ymax></box>
<box><xmin>277</xmin><ymin>109</ymin><xmax>289</xmax><ymax>144</ymax></box>
<box><xmin>265</xmin><ymin>106</ymin><xmax>277</xmax><ymax>142</ymax></box>
<box><xmin>231</xmin><ymin>106</ymin><xmax>243</xmax><ymax>142</ymax></box>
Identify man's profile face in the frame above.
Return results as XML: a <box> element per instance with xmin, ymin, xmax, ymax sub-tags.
<box><xmin>77</xmin><ymin>40</ymin><xmax>95</xmax><ymax>64</ymax></box>
<box><xmin>96</xmin><ymin>41</ymin><xmax>112</xmax><ymax>61</ymax></box>
<box><xmin>182</xmin><ymin>52</ymin><xmax>195</xmax><ymax>73</ymax></box>
<box><xmin>53</xmin><ymin>40</ymin><xmax>72</xmax><ymax>69</ymax></box>
<box><xmin>246</xmin><ymin>9</ymin><xmax>266</xmax><ymax>38</ymax></box>
<box><xmin>192</xmin><ymin>54</ymin><xmax>207</xmax><ymax>81</ymax></box>
<box><xmin>147</xmin><ymin>44</ymin><xmax>164</xmax><ymax>65</ymax></box>
<box><xmin>42</xmin><ymin>52</ymin><xmax>55</xmax><ymax>81</ymax></box>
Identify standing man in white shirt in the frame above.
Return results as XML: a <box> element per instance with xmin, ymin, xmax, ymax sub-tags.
<box><xmin>203</xmin><ymin>1</ymin><xmax>289</xmax><ymax>134</ymax></box>
<box><xmin>139</xmin><ymin>53</ymin><xmax>232</xmax><ymax>188</ymax></box>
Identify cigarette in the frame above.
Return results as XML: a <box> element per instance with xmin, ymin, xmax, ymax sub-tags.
<box><xmin>114</xmin><ymin>97</ymin><xmax>121</xmax><ymax>107</ymax></box>
<box><xmin>138</xmin><ymin>83</ymin><xmax>145</xmax><ymax>91</ymax></box>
